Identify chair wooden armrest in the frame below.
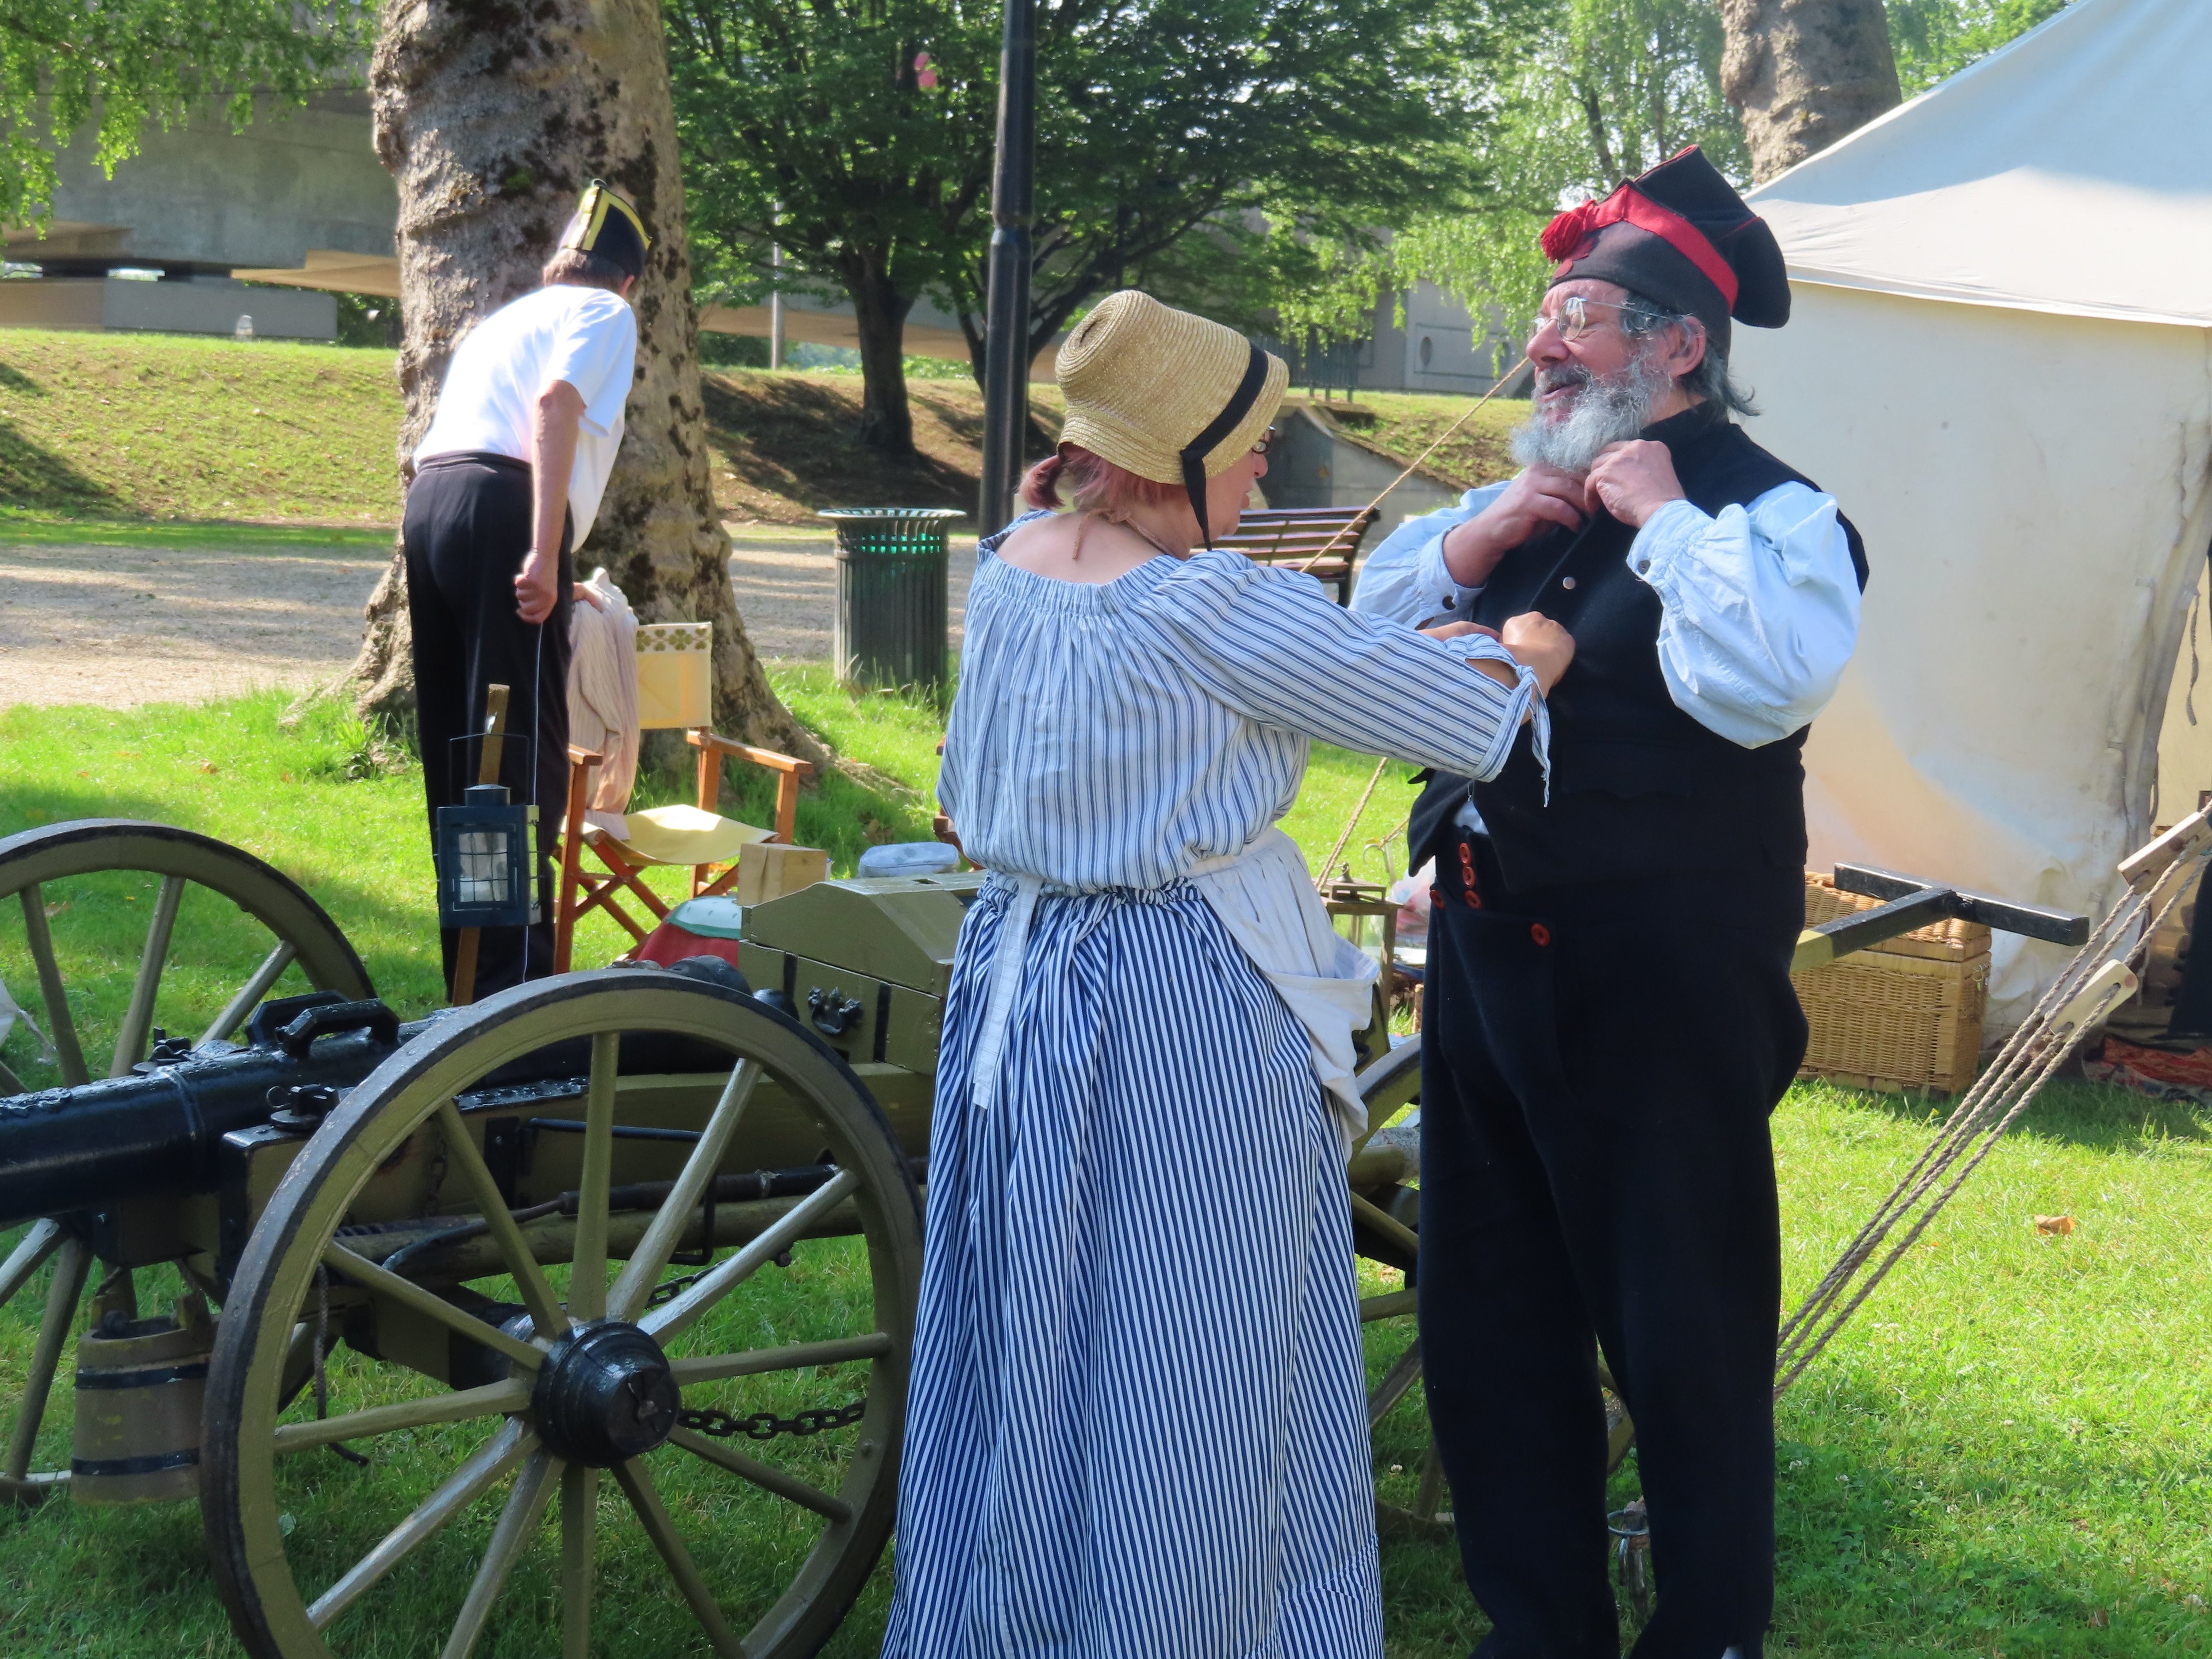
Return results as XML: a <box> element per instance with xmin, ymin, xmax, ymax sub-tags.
<box><xmin>685</xmin><ymin>728</ymin><xmax>814</xmax><ymax>843</ymax></box>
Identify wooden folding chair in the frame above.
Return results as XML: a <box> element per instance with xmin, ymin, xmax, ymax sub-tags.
<box><xmin>552</xmin><ymin>622</ymin><xmax>812</xmax><ymax>970</ymax></box>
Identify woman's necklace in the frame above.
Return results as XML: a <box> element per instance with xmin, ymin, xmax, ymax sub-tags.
<box><xmin>1114</xmin><ymin>515</ymin><xmax>1190</xmax><ymax>561</ymax></box>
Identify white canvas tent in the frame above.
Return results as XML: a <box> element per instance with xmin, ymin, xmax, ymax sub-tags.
<box><xmin>1730</xmin><ymin>0</ymin><xmax>2212</xmax><ymax>1023</ymax></box>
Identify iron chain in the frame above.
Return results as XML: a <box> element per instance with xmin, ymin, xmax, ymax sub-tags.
<box><xmin>677</xmin><ymin>1398</ymin><xmax>867</xmax><ymax>1443</ymax></box>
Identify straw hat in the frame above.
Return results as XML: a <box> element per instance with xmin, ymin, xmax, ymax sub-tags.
<box><xmin>1056</xmin><ymin>291</ymin><xmax>1288</xmax><ymax>492</ymax></box>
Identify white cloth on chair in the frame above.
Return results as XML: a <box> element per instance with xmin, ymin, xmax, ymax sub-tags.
<box><xmin>567</xmin><ymin>569</ymin><xmax>639</xmax><ymax>811</ymax></box>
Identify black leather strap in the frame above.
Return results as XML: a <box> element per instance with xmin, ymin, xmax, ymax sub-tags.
<box><xmin>1178</xmin><ymin>342</ymin><xmax>1268</xmax><ymax>548</ymax></box>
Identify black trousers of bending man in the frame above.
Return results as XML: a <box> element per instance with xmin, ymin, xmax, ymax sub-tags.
<box><xmin>402</xmin><ymin>452</ymin><xmax>573</xmax><ymax>999</ymax></box>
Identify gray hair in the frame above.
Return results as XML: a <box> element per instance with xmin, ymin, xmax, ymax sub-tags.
<box><xmin>1616</xmin><ymin>292</ymin><xmax>1759</xmax><ymax>417</ymax></box>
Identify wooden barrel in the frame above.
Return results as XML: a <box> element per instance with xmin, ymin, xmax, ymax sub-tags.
<box><xmin>71</xmin><ymin>1314</ymin><xmax>212</xmax><ymax>1504</ymax></box>
<box><xmin>821</xmin><ymin>509</ymin><xmax>959</xmax><ymax>694</ymax></box>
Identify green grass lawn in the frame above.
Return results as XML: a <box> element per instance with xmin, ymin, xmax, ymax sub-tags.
<box><xmin>2</xmin><ymin>688</ymin><xmax>2208</xmax><ymax>1655</ymax></box>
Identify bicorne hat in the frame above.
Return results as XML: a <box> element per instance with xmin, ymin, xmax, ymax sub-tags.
<box><xmin>557</xmin><ymin>179</ymin><xmax>652</xmax><ymax>281</ymax></box>
<box><xmin>1541</xmin><ymin>146</ymin><xmax>1787</xmax><ymax>357</ymax></box>
<box><xmin>1055</xmin><ymin>290</ymin><xmax>1288</xmax><ymax>549</ymax></box>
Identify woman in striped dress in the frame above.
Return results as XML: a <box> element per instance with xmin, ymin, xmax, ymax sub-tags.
<box><xmin>880</xmin><ymin>291</ymin><xmax>1573</xmax><ymax>1658</ymax></box>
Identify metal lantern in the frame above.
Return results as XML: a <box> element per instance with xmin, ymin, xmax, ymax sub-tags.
<box><xmin>434</xmin><ymin>783</ymin><xmax>539</xmax><ymax>929</ymax></box>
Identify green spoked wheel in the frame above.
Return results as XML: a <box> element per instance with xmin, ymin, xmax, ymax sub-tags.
<box><xmin>203</xmin><ymin>971</ymin><xmax>924</xmax><ymax>1659</ymax></box>
<box><xmin>0</xmin><ymin>818</ymin><xmax>373</xmax><ymax>1509</ymax></box>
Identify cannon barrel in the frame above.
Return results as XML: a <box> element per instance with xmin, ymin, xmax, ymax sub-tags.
<box><xmin>0</xmin><ymin>997</ymin><xmax>422</xmax><ymax>1231</ymax></box>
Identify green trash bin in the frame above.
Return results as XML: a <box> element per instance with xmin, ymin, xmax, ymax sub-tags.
<box><xmin>819</xmin><ymin>508</ymin><xmax>961</xmax><ymax>694</ymax></box>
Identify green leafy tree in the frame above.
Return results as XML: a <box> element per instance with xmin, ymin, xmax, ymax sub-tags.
<box><xmin>1887</xmin><ymin>0</ymin><xmax>2071</xmax><ymax>94</ymax></box>
<box><xmin>1279</xmin><ymin>0</ymin><xmax>1745</xmax><ymax>362</ymax></box>
<box><xmin>668</xmin><ymin>0</ymin><xmax>1504</xmax><ymax>459</ymax></box>
<box><xmin>0</xmin><ymin>0</ymin><xmax>365</xmax><ymax>229</ymax></box>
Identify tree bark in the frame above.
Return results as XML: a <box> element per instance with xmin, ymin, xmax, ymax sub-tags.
<box><xmin>352</xmin><ymin>0</ymin><xmax>818</xmax><ymax>766</ymax></box>
<box><xmin>841</xmin><ymin>257</ymin><xmax>918</xmax><ymax>459</ymax></box>
<box><xmin>1720</xmin><ymin>0</ymin><xmax>1902</xmax><ymax>183</ymax></box>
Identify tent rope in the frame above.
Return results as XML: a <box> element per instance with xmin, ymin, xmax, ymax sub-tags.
<box><xmin>1316</xmin><ymin>756</ymin><xmax>1391</xmax><ymax>891</ymax></box>
<box><xmin>1773</xmin><ymin>824</ymin><xmax>2212</xmax><ymax>1394</ymax></box>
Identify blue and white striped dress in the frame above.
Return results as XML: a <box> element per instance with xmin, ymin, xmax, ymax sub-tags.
<box><xmin>881</xmin><ymin>513</ymin><xmax>1537</xmax><ymax>1658</ymax></box>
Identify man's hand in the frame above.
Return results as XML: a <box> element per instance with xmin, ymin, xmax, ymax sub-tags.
<box><xmin>514</xmin><ymin>551</ymin><xmax>560</xmax><ymax>625</ymax></box>
<box><xmin>1500</xmin><ymin>611</ymin><xmax>1574</xmax><ymax>694</ymax></box>
<box><xmin>1584</xmin><ymin>440</ymin><xmax>1686</xmax><ymax>529</ymax></box>
<box><xmin>1440</xmin><ymin>463</ymin><xmax>1589</xmax><ymax>588</ymax></box>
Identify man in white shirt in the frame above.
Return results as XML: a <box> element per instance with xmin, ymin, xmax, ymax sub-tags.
<box><xmin>1351</xmin><ymin>149</ymin><xmax>1864</xmax><ymax>1659</ymax></box>
<box><xmin>403</xmin><ymin>180</ymin><xmax>645</xmax><ymax>998</ymax></box>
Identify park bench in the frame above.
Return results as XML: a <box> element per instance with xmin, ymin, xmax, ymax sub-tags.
<box><xmin>1218</xmin><ymin>504</ymin><xmax>1379</xmax><ymax>604</ymax></box>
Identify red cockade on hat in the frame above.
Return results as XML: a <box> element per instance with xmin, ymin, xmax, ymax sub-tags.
<box><xmin>1541</xmin><ymin>180</ymin><xmax>1741</xmax><ymax>310</ymax></box>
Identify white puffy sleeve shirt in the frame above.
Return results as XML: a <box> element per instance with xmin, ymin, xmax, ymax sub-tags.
<box><xmin>1351</xmin><ymin>477</ymin><xmax>1861</xmax><ymax>747</ymax></box>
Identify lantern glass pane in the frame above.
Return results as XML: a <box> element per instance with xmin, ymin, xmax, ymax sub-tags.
<box><xmin>455</xmin><ymin>829</ymin><xmax>511</xmax><ymax>906</ymax></box>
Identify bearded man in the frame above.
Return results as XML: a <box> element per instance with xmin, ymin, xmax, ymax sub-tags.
<box><xmin>1351</xmin><ymin>148</ymin><xmax>1867</xmax><ymax>1659</ymax></box>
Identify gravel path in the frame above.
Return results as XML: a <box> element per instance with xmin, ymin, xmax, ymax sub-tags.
<box><xmin>0</xmin><ymin>531</ymin><xmax>976</xmax><ymax>709</ymax></box>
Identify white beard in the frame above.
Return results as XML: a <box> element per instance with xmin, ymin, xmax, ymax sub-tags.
<box><xmin>1511</xmin><ymin>349</ymin><xmax>1677</xmax><ymax>474</ymax></box>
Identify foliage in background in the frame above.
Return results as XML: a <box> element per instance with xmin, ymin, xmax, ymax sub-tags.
<box><xmin>668</xmin><ymin>0</ymin><xmax>1505</xmax><ymax>456</ymax></box>
<box><xmin>1886</xmin><ymin>0</ymin><xmax>2072</xmax><ymax>94</ymax></box>
<box><xmin>0</xmin><ymin>0</ymin><xmax>364</xmax><ymax>229</ymax></box>
<box><xmin>1284</xmin><ymin>0</ymin><xmax>2078</xmax><ymax>357</ymax></box>
<box><xmin>1278</xmin><ymin>0</ymin><xmax>1744</xmax><ymax>349</ymax></box>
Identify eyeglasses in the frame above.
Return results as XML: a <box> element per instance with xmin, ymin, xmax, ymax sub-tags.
<box><xmin>1251</xmin><ymin>425</ymin><xmax>1277</xmax><ymax>456</ymax></box>
<box><xmin>1524</xmin><ymin>295</ymin><xmax>1661</xmax><ymax>349</ymax></box>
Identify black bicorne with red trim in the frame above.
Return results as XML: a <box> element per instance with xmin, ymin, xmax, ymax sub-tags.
<box><xmin>1541</xmin><ymin>146</ymin><xmax>1789</xmax><ymax>357</ymax></box>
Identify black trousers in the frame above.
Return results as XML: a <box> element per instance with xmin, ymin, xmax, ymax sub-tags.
<box><xmin>401</xmin><ymin>454</ymin><xmax>573</xmax><ymax>1001</ymax></box>
<box><xmin>1419</xmin><ymin>830</ymin><xmax>1807</xmax><ymax>1659</ymax></box>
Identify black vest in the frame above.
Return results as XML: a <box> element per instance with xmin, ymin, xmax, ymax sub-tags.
<box><xmin>1407</xmin><ymin>404</ymin><xmax>1869</xmax><ymax>890</ymax></box>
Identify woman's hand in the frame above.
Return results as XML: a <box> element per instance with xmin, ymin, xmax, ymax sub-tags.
<box><xmin>1500</xmin><ymin>611</ymin><xmax>1574</xmax><ymax>693</ymax></box>
<box><xmin>1419</xmin><ymin>620</ymin><xmax>1495</xmax><ymax>643</ymax></box>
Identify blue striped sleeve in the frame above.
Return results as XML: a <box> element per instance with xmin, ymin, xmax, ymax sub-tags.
<box><xmin>1128</xmin><ymin>552</ymin><xmax>1536</xmax><ymax>781</ymax></box>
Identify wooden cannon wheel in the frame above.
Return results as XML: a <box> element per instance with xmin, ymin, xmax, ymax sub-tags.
<box><xmin>203</xmin><ymin>971</ymin><xmax>924</xmax><ymax>1659</ymax></box>
<box><xmin>1348</xmin><ymin>1036</ymin><xmax>1636</xmax><ymax>1539</ymax></box>
<box><xmin>0</xmin><ymin>819</ymin><xmax>373</xmax><ymax>1509</ymax></box>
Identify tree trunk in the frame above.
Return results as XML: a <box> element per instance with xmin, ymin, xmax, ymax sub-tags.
<box><xmin>1720</xmin><ymin>0</ymin><xmax>1902</xmax><ymax>183</ymax></box>
<box><xmin>352</xmin><ymin>0</ymin><xmax>818</xmax><ymax>767</ymax></box>
<box><xmin>844</xmin><ymin>258</ymin><xmax>918</xmax><ymax>459</ymax></box>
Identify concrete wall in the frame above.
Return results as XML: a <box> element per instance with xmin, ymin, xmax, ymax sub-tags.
<box><xmin>4</xmin><ymin>92</ymin><xmax>396</xmax><ymax>275</ymax></box>
<box><xmin>1360</xmin><ymin>280</ymin><xmax>1522</xmax><ymax>397</ymax></box>
<box><xmin>0</xmin><ymin>276</ymin><xmax>337</xmax><ymax>339</ymax></box>
<box><xmin>1263</xmin><ymin>407</ymin><xmax>1465</xmax><ymax>545</ymax></box>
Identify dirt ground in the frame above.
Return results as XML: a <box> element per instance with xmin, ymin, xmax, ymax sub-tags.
<box><xmin>0</xmin><ymin>533</ymin><xmax>975</xmax><ymax>709</ymax></box>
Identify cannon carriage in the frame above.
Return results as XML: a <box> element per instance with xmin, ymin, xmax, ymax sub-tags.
<box><xmin>0</xmin><ymin>817</ymin><xmax>2086</xmax><ymax>1657</ymax></box>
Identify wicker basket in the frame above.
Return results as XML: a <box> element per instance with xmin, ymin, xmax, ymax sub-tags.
<box><xmin>1793</xmin><ymin>875</ymin><xmax>1990</xmax><ymax>1096</ymax></box>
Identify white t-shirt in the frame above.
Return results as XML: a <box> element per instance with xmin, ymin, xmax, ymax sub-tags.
<box><xmin>414</xmin><ymin>284</ymin><xmax>639</xmax><ymax>549</ymax></box>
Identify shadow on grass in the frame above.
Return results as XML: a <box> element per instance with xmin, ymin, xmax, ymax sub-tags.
<box><xmin>1813</xmin><ymin>1074</ymin><xmax>2210</xmax><ymax>1154</ymax></box>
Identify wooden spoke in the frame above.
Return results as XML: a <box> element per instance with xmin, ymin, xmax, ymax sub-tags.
<box><xmin>19</xmin><ymin>885</ymin><xmax>88</xmax><ymax>1087</ymax></box>
<box><xmin>4</xmin><ymin>1233</ymin><xmax>89</xmax><ymax>1481</ymax></box>
<box><xmin>308</xmin><ymin>1421</ymin><xmax>535</xmax><ymax>1632</ymax></box>
<box><xmin>198</xmin><ymin>940</ymin><xmax>299</xmax><ymax>1047</ymax></box>
<box><xmin>320</xmin><ymin>1242</ymin><xmax>543</xmax><ymax>1371</ymax></box>
<box><xmin>668</xmin><ymin>1332</ymin><xmax>892</xmax><ymax>1389</ymax></box>
<box><xmin>609</xmin><ymin>1058</ymin><xmax>763</xmax><ymax>1321</ymax></box>
<box><xmin>568</xmin><ymin>1032</ymin><xmax>620</xmax><ymax>1323</ymax></box>
<box><xmin>435</xmin><ymin>1100</ymin><xmax>570</xmax><ymax>1340</ymax></box>
<box><xmin>612</xmin><ymin>1457</ymin><xmax>744</xmax><ymax>1658</ymax></box>
<box><xmin>669</xmin><ymin>1425</ymin><xmax>852</xmax><ymax>1523</ymax></box>
<box><xmin>1367</xmin><ymin>1337</ymin><xmax>1423</xmax><ymax>1429</ymax></box>
<box><xmin>560</xmin><ymin>1463</ymin><xmax>597</xmax><ymax>1659</ymax></box>
<box><xmin>440</xmin><ymin>1449</ymin><xmax>561</xmax><ymax>1659</ymax></box>
<box><xmin>110</xmin><ymin>872</ymin><xmax>185</xmax><ymax>1077</ymax></box>
<box><xmin>642</xmin><ymin>1171</ymin><xmax>859</xmax><ymax>1345</ymax></box>
<box><xmin>273</xmin><ymin>1377</ymin><xmax>531</xmax><ymax>1455</ymax></box>
<box><xmin>0</xmin><ymin>1219</ymin><xmax>63</xmax><ymax>1309</ymax></box>
<box><xmin>1359</xmin><ymin>1288</ymin><xmax>1417</xmax><ymax>1323</ymax></box>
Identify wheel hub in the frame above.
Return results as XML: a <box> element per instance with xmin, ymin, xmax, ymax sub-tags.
<box><xmin>530</xmin><ymin>1320</ymin><xmax>680</xmax><ymax>1466</ymax></box>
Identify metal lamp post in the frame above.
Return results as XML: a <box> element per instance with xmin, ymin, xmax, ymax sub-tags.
<box><xmin>977</xmin><ymin>0</ymin><xmax>1035</xmax><ymax>536</ymax></box>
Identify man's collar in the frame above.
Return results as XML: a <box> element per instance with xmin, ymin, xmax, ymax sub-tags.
<box><xmin>1639</xmin><ymin>398</ymin><xmax>1725</xmax><ymax>458</ymax></box>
